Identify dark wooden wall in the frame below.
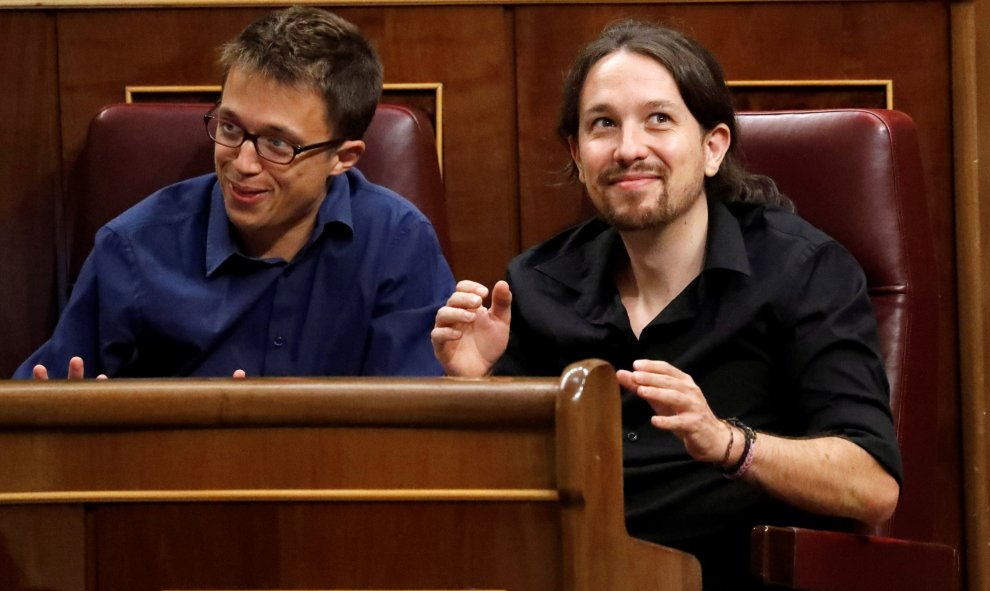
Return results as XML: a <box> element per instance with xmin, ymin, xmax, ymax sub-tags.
<box><xmin>0</xmin><ymin>1</ymin><xmax>962</xmax><ymax>574</ymax></box>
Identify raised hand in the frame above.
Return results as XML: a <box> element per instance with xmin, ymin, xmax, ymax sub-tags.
<box><xmin>431</xmin><ymin>280</ymin><xmax>512</xmax><ymax>377</ymax></box>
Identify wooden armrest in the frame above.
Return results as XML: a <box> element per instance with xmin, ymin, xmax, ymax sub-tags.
<box><xmin>751</xmin><ymin>525</ymin><xmax>958</xmax><ymax>591</ymax></box>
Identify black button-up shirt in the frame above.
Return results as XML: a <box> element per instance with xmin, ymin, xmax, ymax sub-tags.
<box><xmin>494</xmin><ymin>198</ymin><xmax>901</xmax><ymax>587</ymax></box>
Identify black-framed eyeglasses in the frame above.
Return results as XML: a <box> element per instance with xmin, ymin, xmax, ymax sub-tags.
<box><xmin>204</xmin><ymin>109</ymin><xmax>346</xmax><ymax>165</ymax></box>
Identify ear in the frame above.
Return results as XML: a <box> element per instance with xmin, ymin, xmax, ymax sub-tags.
<box><xmin>703</xmin><ymin>123</ymin><xmax>731</xmax><ymax>178</ymax></box>
<box><xmin>329</xmin><ymin>140</ymin><xmax>366</xmax><ymax>176</ymax></box>
<box><xmin>568</xmin><ymin>136</ymin><xmax>585</xmax><ymax>183</ymax></box>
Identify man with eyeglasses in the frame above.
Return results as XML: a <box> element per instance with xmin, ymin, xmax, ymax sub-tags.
<box><xmin>14</xmin><ymin>7</ymin><xmax>454</xmax><ymax>379</ymax></box>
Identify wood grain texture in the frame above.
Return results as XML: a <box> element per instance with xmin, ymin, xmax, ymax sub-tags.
<box><xmin>0</xmin><ymin>505</ymin><xmax>85</xmax><ymax>591</ymax></box>
<box><xmin>951</xmin><ymin>0</ymin><xmax>990</xmax><ymax>589</ymax></box>
<box><xmin>0</xmin><ymin>11</ymin><xmax>60</xmax><ymax>378</ymax></box>
<box><xmin>0</xmin><ymin>363</ymin><xmax>700</xmax><ymax>591</ymax></box>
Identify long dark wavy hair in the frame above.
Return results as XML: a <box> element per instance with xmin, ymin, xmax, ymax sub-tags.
<box><xmin>558</xmin><ymin>20</ymin><xmax>794</xmax><ymax>211</ymax></box>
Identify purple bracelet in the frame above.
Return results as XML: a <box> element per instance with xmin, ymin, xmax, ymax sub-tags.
<box><xmin>720</xmin><ymin>418</ymin><xmax>756</xmax><ymax>480</ymax></box>
<box><xmin>730</xmin><ymin>434</ymin><xmax>757</xmax><ymax>479</ymax></box>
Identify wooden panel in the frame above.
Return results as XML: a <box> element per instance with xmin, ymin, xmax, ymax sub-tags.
<box><xmin>0</xmin><ymin>505</ymin><xmax>86</xmax><ymax>591</ymax></box>
<box><xmin>56</xmin><ymin>6</ymin><xmax>517</xmax><ymax>288</ymax></box>
<box><xmin>0</xmin><ymin>365</ymin><xmax>702</xmax><ymax>591</ymax></box>
<box><xmin>91</xmin><ymin>502</ymin><xmax>560</xmax><ymax>591</ymax></box>
<box><xmin>0</xmin><ymin>427</ymin><xmax>554</xmax><ymax>492</ymax></box>
<box><xmin>514</xmin><ymin>2</ymin><xmax>960</xmax><ymax>555</ymax></box>
<box><xmin>0</xmin><ymin>11</ymin><xmax>60</xmax><ymax>379</ymax></box>
<box><xmin>951</xmin><ymin>0</ymin><xmax>990</xmax><ymax>589</ymax></box>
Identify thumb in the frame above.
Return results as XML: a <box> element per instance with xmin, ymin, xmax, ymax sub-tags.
<box><xmin>489</xmin><ymin>280</ymin><xmax>512</xmax><ymax>323</ymax></box>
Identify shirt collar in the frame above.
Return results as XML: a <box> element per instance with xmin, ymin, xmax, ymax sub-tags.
<box><xmin>205</xmin><ymin>172</ymin><xmax>356</xmax><ymax>276</ymax></box>
<box><xmin>534</xmin><ymin>197</ymin><xmax>752</xmax><ymax>316</ymax></box>
<box><xmin>703</xmin><ymin>197</ymin><xmax>752</xmax><ymax>276</ymax></box>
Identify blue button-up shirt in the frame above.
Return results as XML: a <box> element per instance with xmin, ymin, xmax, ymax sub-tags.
<box><xmin>14</xmin><ymin>171</ymin><xmax>454</xmax><ymax>378</ymax></box>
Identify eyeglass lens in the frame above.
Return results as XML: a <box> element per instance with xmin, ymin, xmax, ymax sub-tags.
<box><xmin>206</xmin><ymin>117</ymin><xmax>297</xmax><ymax>164</ymax></box>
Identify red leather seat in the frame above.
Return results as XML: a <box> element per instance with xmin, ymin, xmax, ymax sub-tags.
<box><xmin>64</xmin><ymin>102</ymin><xmax>448</xmax><ymax>304</ymax></box>
<box><xmin>736</xmin><ymin>109</ymin><xmax>958</xmax><ymax>590</ymax></box>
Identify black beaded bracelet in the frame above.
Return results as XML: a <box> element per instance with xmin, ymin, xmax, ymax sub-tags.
<box><xmin>719</xmin><ymin>418</ymin><xmax>755</xmax><ymax>479</ymax></box>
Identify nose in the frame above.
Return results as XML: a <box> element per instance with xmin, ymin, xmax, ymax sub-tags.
<box><xmin>614</xmin><ymin>125</ymin><xmax>650</xmax><ymax>165</ymax></box>
<box><xmin>229</xmin><ymin>138</ymin><xmax>264</xmax><ymax>174</ymax></box>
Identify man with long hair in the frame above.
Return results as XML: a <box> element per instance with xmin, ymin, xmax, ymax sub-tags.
<box><xmin>433</xmin><ymin>21</ymin><xmax>900</xmax><ymax>588</ymax></box>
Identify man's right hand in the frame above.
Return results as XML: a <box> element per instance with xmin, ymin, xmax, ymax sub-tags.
<box><xmin>431</xmin><ymin>280</ymin><xmax>512</xmax><ymax>377</ymax></box>
<box><xmin>32</xmin><ymin>356</ymin><xmax>108</xmax><ymax>380</ymax></box>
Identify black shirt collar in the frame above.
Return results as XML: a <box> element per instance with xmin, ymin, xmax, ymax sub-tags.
<box><xmin>536</xmin><ymin>198</ymin><xmax>752</xmax><ymax>291</ymax></box>
<box><xmin>534</xmin><ymin>198</ymin><xmax>753</xmax><ymax>327</ymax></box>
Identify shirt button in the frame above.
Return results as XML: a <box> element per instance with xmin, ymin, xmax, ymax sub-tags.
<box><xmin>273</xmin><ymin>336</ymin><xmax>285</xmax><ymax>347</ymax></box>
<box><xmin>625</xmin><ymin>431</ymin><xmax>639</xmax><ymax>442</ymax></box>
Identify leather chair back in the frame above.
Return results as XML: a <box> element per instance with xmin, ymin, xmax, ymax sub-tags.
<box><xmin>66</xmin><ymin>102</ymin><xmax>448</xmax><ymax>299</ymax></box>
<box><xmin>735</xmin><ymin>109</ymin><xmax>939</xmax><ymax>542</ymax></box>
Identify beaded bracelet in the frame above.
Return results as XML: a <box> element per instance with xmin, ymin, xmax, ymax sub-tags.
<box><xmin>719</xmin><ymin>418</ymin><xmax>756</xmax><ymax>480</ymax></box>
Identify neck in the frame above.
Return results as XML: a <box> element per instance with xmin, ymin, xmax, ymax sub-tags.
<box><xmin>238</xmin><ymin>219</ymin><xmax>315</xmax><ymax>261</ymax></box>
<box><xmin>615</xmin><ymin>196</ymin><xmax>709</xmax><ymax>336</ymax></box>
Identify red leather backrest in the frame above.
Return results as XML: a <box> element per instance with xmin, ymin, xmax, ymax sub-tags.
<box><xmin>66</xmin><ymin>102</ymin><xmax>448</xmax><ymax>290</ymax></box>
<box><xmin>736</xmin><ymin>109</ymin><xmax>939</xmax><ymax>541</ymax></box>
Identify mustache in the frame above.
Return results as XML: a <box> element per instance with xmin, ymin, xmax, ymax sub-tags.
<box><xmin>596</xmin><ymin>163</ymin><xmax>667</xmax><ymax>185</ymax></box>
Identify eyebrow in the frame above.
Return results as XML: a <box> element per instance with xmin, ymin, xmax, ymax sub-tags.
<box><xmin>582</xmin><ymin>99</ymin><xmax>680</xmax><ymax>115</ymax></box>
<box><xmin>215</xmin><ymin>106</ymin><xmax>299</xmax><ymax>139</ymax></box>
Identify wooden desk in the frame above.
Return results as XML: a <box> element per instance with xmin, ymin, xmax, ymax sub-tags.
<box><xmin>0</xmin><ymin>359</ymin><xmax>700</xmax><ymax>591</ymax></box>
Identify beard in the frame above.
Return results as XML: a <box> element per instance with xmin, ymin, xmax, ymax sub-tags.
<box><xmin>590</xmin><ymin>164</ymin><xmax>706</xmax><ymax>232</ymax></box>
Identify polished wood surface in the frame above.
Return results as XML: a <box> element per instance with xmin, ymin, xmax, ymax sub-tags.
<box><xmin>951</xmin><ymin>0</ymin><xmax>990</xmax><ymax>587</ymax></box>
<box><xmin>0</xmin><ymin>361</ymin><xmax>701</xmax><ymax>591</ymax></box>
<box><xmin>0</xmin><ymin>505</ymin><xmax>85</xmax><ymax>591</ymax></box>
<box><xmin>0</xmin><ymin>11</ymin><xmax>60</xmax><ymax>380</ymax></box>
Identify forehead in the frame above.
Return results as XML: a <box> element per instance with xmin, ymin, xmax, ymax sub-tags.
<box><xmin>219</xmin><ymin>66</ymin><xmax>332</xmax><ymax>136</ymax></box>
<box><xmin>580</xmin><ymin>50</ymin><xmax>686</xmax><ymax>111</ymax></box>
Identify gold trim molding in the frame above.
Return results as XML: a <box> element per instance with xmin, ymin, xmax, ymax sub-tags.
<box><xmin>0</xmin><ymin>488</ymin><xmax>559</xmax><ymax>504</ymax></box>
<box><xmin>728</xmin><ymin>79</ymin><xmax>894</xmax><ymax>109</ymax></box>
<box><xmin>124</xmin><ymin>82</ymin><xmax>444</xmax><ymax>169</ymax></box>
<box><xmin>124</xmin><ymin>84</ymin><xmax>220</xmax><ymax>102</ymax></box>
<box><xmin>383</xmin><ymin>81</ymin><xmax>444</xmax><ymax>171</ymax></box>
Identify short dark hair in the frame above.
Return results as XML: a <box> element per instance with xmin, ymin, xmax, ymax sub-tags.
<box><xmin>219</xmin><ymin>6</ymin><xmax>383</xmax><ymax>140</ymax></box>
<box><xmin>558</xmin><ymin>20</ymin><xmax>793</xmax><ymax>211</ymax></box>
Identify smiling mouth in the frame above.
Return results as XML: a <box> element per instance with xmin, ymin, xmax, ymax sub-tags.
<box><xmin>600</xmin><ymin>165</ymin><xmax>665</xmax><ymax>187</ymax></box>
<box><xmin>227</xmin><ymin>180</ymin><xmax>269</xmax><ymax>204</ymax></box>
<box><xmin>607</xmin><ymin>175</ymin><xmax>662</xmax><ymax>191</ymax></box>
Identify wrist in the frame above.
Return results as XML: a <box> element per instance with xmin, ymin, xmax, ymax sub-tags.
<box><xmin>714</xmin><ymin>420</ymin><xmax>738</xmax><ymax>468</ymax></box>
<box><xmin>718</xmin><ymin>418</ymin><xmax>757</xmax><ymax>480</ymax></box>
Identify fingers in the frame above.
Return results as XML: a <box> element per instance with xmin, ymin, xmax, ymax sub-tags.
<box><xmin>32</xmin><ymin>364</ymin><xmax>50</xmax><ymax>380</ymax></box>
<box><xmin>455</xmin><ymin>279</ymin><xmax>490</xmax><ymax>299</ymax></box>
<box><xmin>621</xmin><ymin>359</ymin><xmax>728</xmax><ymax>462</ymax></box>
<box><xmin>33</xmin><ymin>358</ymin><xmax>101</xmax><ymax>380</ymax></box>
<box><xmin>632</xmin><ymin>358</ymin><xmax>687</xmax><ymax>378</ymax></box>
<box><xmin>434</xmin><ymin>281</ymin><xmax>490</xmax><ymax>329</ymax></box>
<box><xmin>68</xmin><ymin>356</ymin><xmax>85</xmax><ymax>379</ymax></box>
<box><xmin>435</xmin><ymin>295</ymin><xmax>481</xmax><ymax>325</ymax></box>
<box><xmin>619</xmin><ymin>360</ymin><xmax>705</xmax><ymax>419</ymax></box>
